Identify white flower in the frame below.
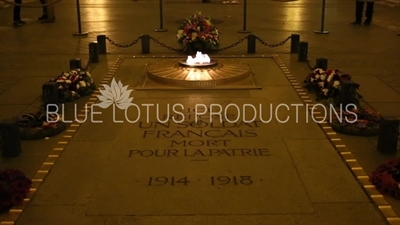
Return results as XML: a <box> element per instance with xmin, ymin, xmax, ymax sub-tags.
<box><xmin>310</xmin><ymin>78</ymin><xmax>314</xmax><ymax>82</ymax></box>
<box><xmin>65</xmin><ymin>80</ymin><xmax>72</xmax><ymax>84</ymax></box>
<box><xmin>76</xmin><ymin>84</ymin><xmax>80</xmax><ymax>89</ymax></box>
<box><xmin>63</xmin><ymin>72</ymin><xmax>70</xmax><ymax>77</ymax></box>
<box><xmin>71</xmin><ymin>91</ymin><xmax>76</xmax><ymax>96</ymax></box>
<box><xmin>318</xmin><ymin>82</ymin><xmax>324</xmax><ymax>88</ymax></box>
<box><xmin>327</xmin><ymin>74</ymin><xmax>334</xmax><ymax>83</ymax></box>
<box><xmin>314</xmin><ymin>68</ymin><xmax>324</xmax><ymax>74</ymax></box>
<box><xmin>333</xmin><ymin>80</ymin><xmax>340</xmax><ymax>88</ymax></box>
<box><xmin>315</xmin><ymin>75</ymin><xmax>320</xmax><ymax>79</ymax></box>
<box><xmin>320</xmin><ymin>74</ymin><xmax>326</xmax><ymax>80</ymax></box>
<box><xmin>322</xmin><ymin>88</ymin><xmax>329</xmax><ymax>96</ymax></box>
<box><xmin>79</xmin><ymin>81</ymin><xmax>87</xmax><ymax>87</ymax></box>
<box><xmin>86</xmin><ymin>72</ymin><xmax>91</xmax><ymax>77</ymax></box>
<box><xmin>97</xmin><ymin>78</ymin><xmax>134</xmax><ymax>110</ymax></box>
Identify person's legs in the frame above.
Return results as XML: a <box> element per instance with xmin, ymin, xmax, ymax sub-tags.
<box><xmin>13</xmin><ymin>0</ymin><xmax>25</xmax><ymax>26</ymax></box>
<box><xmin>39</xmin><ymin>0</ymin><xmax>48</xmax><ymax>20</ymax></box>
<box><xmin>365</xmin><ymin>2</ymin><xmax>374</xmax><ymax>25</ymax></box>
<box><xmin>351</xmin><ymin>1</ymin><xmax>364</xmax><ymax>25</ymax></box>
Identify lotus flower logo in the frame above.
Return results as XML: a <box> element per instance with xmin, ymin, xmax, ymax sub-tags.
<box><xmin>97</xmin><ymin>78</ymin><xmax>133</xmax><ymax>110</ymax></box>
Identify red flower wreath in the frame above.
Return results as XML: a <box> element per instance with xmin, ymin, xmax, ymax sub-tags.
<box><xmin>369</xmin><ymin>159</ymin><xmax>400</xmax><ymax>199</ymax></box>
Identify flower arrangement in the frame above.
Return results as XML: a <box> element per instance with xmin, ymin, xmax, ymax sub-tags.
<box><xmin>177</xmin><ymin>11</ymin><xmax>220</xmax><ymax>52</ymax></box>
<box><xmin>17</xmin><ymin>111</ymin><xmax>66</xmax><ymax>140</ymax></box>
<box><xmin>304</xmin><ymin>68</ymin><xmax>361</xmax><ymax>106</ymax></box>
<box><xmin>0</xmin><ymin>169</ymin><xmax>31</xmax><ymax>213</ymax></box>
<box><xmin>47</xmin><ymin>68</ymin><xmax>96</xmax><ymax>102</ymax></box>
<box><xmin>370</xmin><ymin>159</ymin><xmax>400</xmax><ymax>199</ymax></box>
<box><xmin>330</xmin><ymin>107</ymin><xmax>381</xmax><ymax>136</ymax></box>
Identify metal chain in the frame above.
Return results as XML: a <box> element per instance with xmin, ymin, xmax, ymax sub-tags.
<box><xmin>106</xmin><ymin>35</ymin><xmax>143</xmax><ymax>48</ymax></box>
<box><xmin>149</xmin><ymin>36</ymin><xmax>184</xmax><ymax>53</ymax></box>
<box><xmin>255</xmin><ymin>35</ymin><xmax>291</xmax><ymax>48</ymax></box>
<box><xmin>303</xmin><ymin>45</ymin><xmax>316</xmax><ymax>70</ymax></box>
<box><xmin>216</xmin><ymin>36</ymin><xmax>248</xmax><ymax>52</ymax></box>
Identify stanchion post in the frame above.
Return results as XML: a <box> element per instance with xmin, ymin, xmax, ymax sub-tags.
<box><xmin>315</xmin><ymin>58</ymin><xmax>328</xmax><ymax>70</ymax></box>
<box><xmin>155</xmin><ymin>0</ymin><xmax>168</xmax><ymax>32</ymax></box>
<box><xmin>97</xmin><ymin>35</ymin><xmax>107</xmax><ymax>54</ymax></box>
<box><xmin>141</xmin><ymin>35</ymin><xmax>150</xmax><ymax>54</ymax></box>
<box><xmin>314</xmin><ymin>0</ymin><xmax>329</xmax><ymax>34</ymax></box>
<box><xmin>0</xmin><ymin>120</ymin><xmax>21</xmax><ymax>157</ymax></box>
<box><xmin>89</xmin><ymin>42</ymin><xmax>99</xmax><ymax>63</ymax></box>
<box><xmin>290</xmin><ymin>34</ymin><xmax>300</xmax><ymax>53</ymax></box>
<box><xmin>238</xmin><ymin>0</ymin><xmax>252</xmax><ymax>33</ymax></box>
<box><xmin>247</xmin><ymin>34</ymin><xmax>256</xmax><ymax>53</ymax></box>
<box><xmin>298</xmin><ymin>41</ymin><xmax>308</xmax><ymax>62</ymax></box>
<box><xmin>73</xmin><ymin>0</ymin><xmax>88</xmax><ymax>36</ymax></box>
<box><xmin>69</xmin><ymin>58</ymin><xmax>82</xmax><ymax>70</ymax></box>
<box><xmin>338</xmin><ymin>80</ymin><xmax>359</xmax><ymax>107</ymax></box>
<box><xmin>377</xmin><ymin>117</ymin><xmax>399</xmax><ymax>154</ymax></box>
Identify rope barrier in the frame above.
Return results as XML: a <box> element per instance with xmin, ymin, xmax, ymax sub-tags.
<box><xmin>0</xmin><ymin>0</ymin><xmax>61</xmax><ymax>8</ymax></box>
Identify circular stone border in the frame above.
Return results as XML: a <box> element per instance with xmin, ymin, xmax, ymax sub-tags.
<box><xmin>330</xmin><ymin>120</ymin><xmax>379</xmax><ymax>136</ymax></box>
<box><xmin>146</xmin><ymin>61</ymin><xmax>252</xmax><ymax>88</ymax></box>
<box><xmin>19</xmin><ymin>122</ymin><xmax>66</xmax><ymax>140</ymax></box>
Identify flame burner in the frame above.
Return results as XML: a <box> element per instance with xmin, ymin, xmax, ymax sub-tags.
<box><xmin>179</xmin><ymin>51</ymin><xmax>218</xmax><ymax>67</ymax></box>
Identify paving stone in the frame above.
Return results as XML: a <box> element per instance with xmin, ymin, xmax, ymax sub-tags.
<box><xmin>354</xmin><ymin>75</ymin><xmax>400</xmax><ymax>102</ymax></box>
<box><xmin>284</xmin><ymin>139</ymin><xmax>371</xmax><ymax>203</ymax></box>
<box><xmin>29</xmin><ymin>141</ymin><xmax>113</xmax><ymax>206</ymax></box>
<box><xmin>16</xmin><ymin>206</ymin><xmax>107</xmax><ymax>225</ymax></box>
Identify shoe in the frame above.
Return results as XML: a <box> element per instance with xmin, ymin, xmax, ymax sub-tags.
<box><xmin>364</xmin><ymin>21</ymin><xmax>371</xmax><ymax>26</ymax></box>
<box><xmin>350</xmin><ymin>21</ymin><xmax>361</xmax><ymax>26</ymax></box>
<box><xmin>13</xmin><ymin>20</ymin><xmax>26</xmax><ymax>26</ymax></box>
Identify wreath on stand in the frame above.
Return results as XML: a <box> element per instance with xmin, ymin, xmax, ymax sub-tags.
<box><xmin>330</xmin><ymin>107</ymin><xmax>381</xmax><ymax>136</ymax></box>
<box><xmin>370</xmin><ymin>159</ymin><xmax>400</xmax><ymax>199</ymax></box>
<box><xmin>17</xmin><ymin>111</ymin><xmax>66</xmax><ymax>140</ymax></box>
<box><xmin>0</xmin><ymin>169</ymin><xmax>32</xmax><ymax>213</ymax></box>
<box><xmin>44</xmin><ymin>68</ymin><xmax>96</xmax><ymax>103</ymax></box>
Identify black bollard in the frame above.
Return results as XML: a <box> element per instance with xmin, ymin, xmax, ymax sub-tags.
<box><xmin>97</xmin><ymin>35</ymin><xmax>107</xmax><ymax>54</ymax></box>
<box><xmin>377</xmin><ymin>117</ymin><xmax>399</xmax><ymax>154</ymax></box>
<box><xmin>315</xmin><ymin>58</ymin><xmax>328</xmax><ymax>70</ymax></box>
<box><xmin>72</xmin><ymin>0</ymin><xmax>88</xmax><ymax>36</ymax></box>
<box><xmin>155</xmin><ymin>0</ymin><xmax>168</xmax><ymax>32</ymax></box>
<box><xmin>42</xmin><ymin>82</ymin><xmax>59</xmax><ymax>113</ymax></box>
<box><xmin>298</xmin><ymin>41</ymin><xmax>308</xmax><ymax>62</ymax></box>
<box><xmin>290</xmin><ymin>34</ymin><xmax>300</xmax><ymax>54</ymax></box>
<box><xmin>314</xmin><ymin>0</ymin><xmax>329</xmax><ymax>34</ymax></box>
<box><xmin>141</xmin><ymin>35</ymin><xmax>150</xmax><ymax>54</ymax></box>
<box><xmin>247</xmin><ymin>34</ymin><xmax>256</xmax><ymax>54</ymax></box>
<box><xmin>0</xmin><ymin>119</ymin><xmax>22</xmax><ymax>157</ymax></box>
<box><xmin>238</xmin><ymin>0</ymin><xmax>252</xmax><ymax>33</ymax></box>
<box><xmin>89</xmin><ymin>42</ymin><xmax>99</xmax><ymax>63</ymax></box>
<box><xmin>338</xmin><ymin>80</ymin><xmax>359</xmax><ymax>107</ymax></box>
<box><xmin>69</xmin><ymin>58</ymin><xmax>82</xmax><ymax>70</ymax></box>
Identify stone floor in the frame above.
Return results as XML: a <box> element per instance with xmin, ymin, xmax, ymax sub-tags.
<box><xmin>0</xmin><ymin>0</ymin><xmax>399</xmax><ymax>224</ymax></box>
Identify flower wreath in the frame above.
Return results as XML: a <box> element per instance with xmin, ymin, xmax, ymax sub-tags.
<box><xmin>370</xmin><ymin>159</ymin><xmax>400</xmax><ymax>199</ymax></box>
<box><xmin>0</xmin><ymin>169</ymin><xmax>32</xmax><ymax>213</ymax></box>
<box><xmin>330</xmin><ymin>107</ymin><xmax>380</xmax><ymax>136</ymax></box>
<box><xmin>304</xmin><ymin>68</ymin><xmax>362</xmax><ymax>106</ymax></box>
<box><xmin>177</xmin><ymin>11</ymin><xmax>220</xmax><ymax>52</ymax></box>
<box><xmin>45</xmin><ymin>68</ymin><xmax>96</xmax><ymax>103</ymax></box>
<box><xmin>17</xmin><ymin>111</ymin><xmax>66</xmax><ymax>140</ymax></box>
